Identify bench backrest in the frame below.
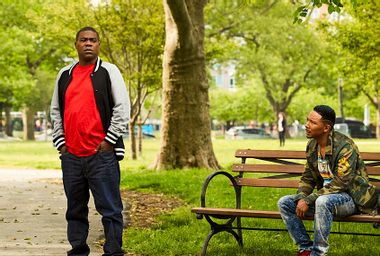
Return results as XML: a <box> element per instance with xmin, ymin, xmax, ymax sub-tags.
<box><xmin>232</xmin><ymin>150</ymin><xmax>380</xmax><ymax>188</ymax></box>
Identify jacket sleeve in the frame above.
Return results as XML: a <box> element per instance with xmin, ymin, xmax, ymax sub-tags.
<box><xmin>295</xmin><ymin>160</ymin><xmax>317</xmax><ymax>202</ymax></box>
<box><xmin>104</xmin><ymin>64</ymin><xmax>130</xmax><ymax>145</ymax></box>
<box><xmin>50</xmin><ymin>69</ymin><xmax>66</xmax><ymax>151</ymax></box>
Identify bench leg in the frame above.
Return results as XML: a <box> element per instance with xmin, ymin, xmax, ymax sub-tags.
<box><xmin>201</xmin><ymin>227</ymin><xmax>243</xmax><ymax>256</ymax></box>
<box><xmin>237</xmin><ymin>217</ymin><xmax>243</xmax><ymax>247</ymax></box>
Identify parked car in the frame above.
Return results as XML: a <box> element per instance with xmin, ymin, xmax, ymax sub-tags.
<box><xmin>333</xmin><ymin>123</ymin><xmax>350</xmax><ymax>137</ymax></box>
<box><xmin>334</xmin><ymin>118</ymin><xmax>374</xmax><ymax>138</ymax></box>
<box><xmin>225</xmin><ymin>126</ymin><xmax>271</xmax><ymax>140</ymax></box>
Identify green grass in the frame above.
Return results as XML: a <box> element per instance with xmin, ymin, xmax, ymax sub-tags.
<box><xmin>1</xmin><ymin>138</ymin><xmax>379</xmax><ymax>255</ymax></box>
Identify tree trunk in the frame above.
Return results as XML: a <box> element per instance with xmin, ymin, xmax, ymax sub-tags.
<box><xmin>376</xmin><ymin>101</ymin><xmax>380</xmax><ymax>139</ymax></box>
<box><xmin>129</xmin><ymin>121</ymin><xmax>137</xmax><ymax>160</ymax></box>
<box><xmin>43</xmin><ymin>109</ymin><xmax>49</xmax><ymax>141</ymax></box>
<box><xmin>5</xmin><ymin>105</ymin><xmax>12</xmax><ymax>137</ymax></box>
<box><xmin>137</xmin><ymin>117</ymin><xmax>143</xmax><ymax>156</ymax></box>
<box><xmin>22</xmin><ymin>107</ymin><xmax>35</xmax><ymax>140</ymax></box>
<box><xmin>0</xmin><ymin>103</ymin><xmax>3</xmax><ymax>136</ymax></box>
<box><xmin>153</xmin><ymin>0</ymin><xmax>219</xmax><ymax>170</ymax></box>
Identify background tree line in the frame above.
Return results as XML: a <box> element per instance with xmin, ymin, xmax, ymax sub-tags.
<box><xmin>207</xmin><ymin>0</ymin><xmax>380</xmax><ymax>138</ymax></box>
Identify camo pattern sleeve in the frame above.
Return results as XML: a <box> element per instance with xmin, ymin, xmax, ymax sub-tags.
<box><xmin>296</xmin><ymin>160</ymin><xmax>317</xmax><ymax>201</ymax></box>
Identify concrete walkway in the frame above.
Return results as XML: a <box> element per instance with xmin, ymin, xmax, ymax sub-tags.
<box><xmin>0</xmin><ymin>169</ymin><xmax>104</xmax><ymax>256</ymax></box>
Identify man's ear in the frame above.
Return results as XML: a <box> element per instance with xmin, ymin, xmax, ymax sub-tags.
<box><xmin>324</xmin><ymin>124</ymin><xmax>331</xmax><ymax>133</ymax></box>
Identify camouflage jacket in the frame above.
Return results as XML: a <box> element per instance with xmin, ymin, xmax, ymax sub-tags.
<box><xmin>295</xmin><ymin>131</ymin><xmax>379</xmax><ymax>214</ymax></box>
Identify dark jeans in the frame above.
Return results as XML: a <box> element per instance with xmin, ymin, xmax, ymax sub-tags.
<box><xmin>61</xmin><ymin>151</ymin><xmax>124</xmax><ymax>256</ymax></box>
<box><xmin>279</xmin><ymin>131</ymin><xmax>286</xmax><ymax>146</ymax></box>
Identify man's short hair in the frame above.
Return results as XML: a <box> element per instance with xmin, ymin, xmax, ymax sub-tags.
<box><xmin>75</xmin><ymin>26</ymin><xmax>100</xmax><ymax>41</ymax></box>
<box><xmin>313</xmin><ymin>105</ymin><xmax>336</xmax><ymax>127</ymax></box>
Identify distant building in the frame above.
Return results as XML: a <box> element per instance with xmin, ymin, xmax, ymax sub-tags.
<box><xmin>210</xmin><ymin>63</ymin><xmax>236</xmax><ymax>91</ymax></box>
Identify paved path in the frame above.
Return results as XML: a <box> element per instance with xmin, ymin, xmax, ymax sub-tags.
<box><xmin>0</xmin><ymin>169</ymin><xmax>104</xmax><ymax>256</ymax></box>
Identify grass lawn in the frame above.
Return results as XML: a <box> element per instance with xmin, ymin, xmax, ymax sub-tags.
<box><xmin>0</xmin><ymin>137</ymin><xmax>379</xmax><ymax>255</ymax></box>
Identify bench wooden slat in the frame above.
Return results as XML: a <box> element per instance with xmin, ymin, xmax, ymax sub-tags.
<box><xmin>370</xmin><ymin>181</ymin><xmax>380</xmax><ymax>188</ymax></box>
<box><xmin>237</xmin><ymin>178</ymin><xmax>380</xmax><ymax>188</ymax></box>
<box><xmin>235</xmin><ymin>150</ymin><xmax>306</xmax><ymax>159</ymax></box>
<box><xmin>360</xmin><ymin>152</ymin><xmax>380</xmax><ymax>161</ymax></box>
<box><xmin>232</xmin><ymin>164</ymin><xmax>304</xmax><ymax>173</ymax></box>
<box><xmin>235</xmin><ymin>149</ymin><xmax>380</xmax><ymax>162</ymax></box>
<box><xmin>237</xmin><ymin>178</ymin><xmax>299</xmax><ymax>188</ymax></box>
<box><xmin>191</xmin><ymin>207</ymin><xmax>380</xmax><ymax>223</ymax></box>
<box><xmin>232</xmin><ymin>164</ymin><xmax>380</xmax><ymax>175</ymax></box>
<box><xmin>367</xmin><ymin>167</ymin><xmax>380</xmax><ymax>175</ymax></box>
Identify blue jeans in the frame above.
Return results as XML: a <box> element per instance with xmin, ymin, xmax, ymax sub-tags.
<box><xmin>278</xmin><ymin>193</ymin><xmax>356</xmax><ymax>256</ymax></box>
<box><xmin>61</xmin><ymin>151</ymin><xmax>124</xmax><ymax>256</ymax></box>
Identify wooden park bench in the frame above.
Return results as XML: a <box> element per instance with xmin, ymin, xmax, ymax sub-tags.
<box><xmin>191</xmin><ymin>149</ymin><xmax>380</xmax><ymax>256</ymax></box>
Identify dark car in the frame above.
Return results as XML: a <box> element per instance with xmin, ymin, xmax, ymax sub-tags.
<box><xmin>334</xmin><ymin>118</ymin><xmax>374</xmax><ymax>138</ymax></box>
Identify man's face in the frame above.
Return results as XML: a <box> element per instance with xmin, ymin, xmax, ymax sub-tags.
<box><xmin>305</xmin><ymin>111</ymin><xmax>330</xmax><ymax>139</ymax></box>
<box><xmin>75</xmin><ymin>30</ymin><xmax>100</xmax><ymax>64</ymax></box>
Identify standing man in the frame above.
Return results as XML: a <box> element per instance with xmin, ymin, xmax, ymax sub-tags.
<box><xmin>50</xmin><ymin>27</ymin><xmax>130</xmax><ymax>256</ymax></box>
<box><xmin>278</xmin><ymin>105</ymin><xmax>379</xmax><ymax>256</ymax></box>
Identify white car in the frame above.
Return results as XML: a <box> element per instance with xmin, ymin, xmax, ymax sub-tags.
<box><xmin>225</xmin><ymin>126</ymin><xmax>271</xmax><ymax>140</ymax></box>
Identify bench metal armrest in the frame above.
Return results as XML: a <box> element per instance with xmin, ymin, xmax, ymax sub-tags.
<box><xmin>196</xmin><ymin>171</ymin><xmax>240</xmax><ymax>219</ymax></box>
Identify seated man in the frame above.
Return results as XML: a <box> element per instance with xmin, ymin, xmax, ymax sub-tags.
<box><xmin>278</xmin><ymin>105</ymin><xmax>379</xmax><ymax>256</ymax></box>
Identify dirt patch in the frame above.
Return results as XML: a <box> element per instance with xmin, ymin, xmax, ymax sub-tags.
<box><xmin>122</xmin><ymin>190</ymin><xmax>184</xmax><ymax>228</ymax></box>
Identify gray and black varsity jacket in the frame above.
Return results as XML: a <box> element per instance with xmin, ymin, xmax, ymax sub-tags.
<box><xmin>50</xmin><ymin>58</ymin><xmax>130</xmax><ymax>160</ymax></box>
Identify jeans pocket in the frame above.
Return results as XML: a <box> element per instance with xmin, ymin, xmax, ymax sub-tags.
<box><xmin>97</xmin><ymin>150</ymin><xmax>116</xmax><ymax>162</ymax></box>
<box><xmin>59</xmin><ymin>151</ymin><xmax>70</xmax><ymax>160</ymax></box>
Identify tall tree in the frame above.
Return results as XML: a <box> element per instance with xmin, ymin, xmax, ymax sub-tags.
<box><xmin>0</xmin><ymin>0</ymin><xmax>89</xmax><ymax>140</ymax></box>
<box><xmin>93</xmin><ymin>0</ymin><xmax>164</xmax><ymax>160</ymax></box>
<box><xmin>153</xmin><ymin>0</ymin><xmax>219</xmax><ymax>170</ymax></box>
<box><xmin>209</xmin><ymin>2</ymin><xmax>331</xmax><ymax>119</ymax></box>
<box><xmin>331</xmin><ymin>1</ymin><xmax>380</xmax><ymax>138</ymax></box>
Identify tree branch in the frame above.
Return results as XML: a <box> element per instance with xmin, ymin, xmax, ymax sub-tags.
<box><xmin>258</xmin><ymin>65</ymin><xmax>276</xmax><ymax>108</ymax></box>
<box><xmin>362</xmin><ymin>89</ymin><xmax>377</xmax><ymax>108</ymax></box>
<box><xmin>165</xmin><ymin>0</ymin><xmax>193</xmax><ymax>47</ymax></box>
<box><xmin>26</xmin><ymin>49</ymin><xmax>55</xmax><ymax>76</ymax></box>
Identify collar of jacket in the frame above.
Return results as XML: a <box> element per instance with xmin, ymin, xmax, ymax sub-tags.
<box><xmin>308</xmin><ymin>129</ymin><xmax>335</xmax><ymax>156</ymax></box>
<box><xmin>67</xmin><ymin>57</ymin><xmax>102</xmax><ymax>75</ymax></box>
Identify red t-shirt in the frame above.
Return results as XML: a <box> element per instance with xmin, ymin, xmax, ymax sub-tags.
<box><xmin>64</xmin><ymin>64</ymin><xmax>105</xmax><ymax>156</ymax></box>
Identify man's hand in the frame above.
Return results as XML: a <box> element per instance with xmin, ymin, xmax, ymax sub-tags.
<box><xmin>296</xmin><ymin>199</ymin><xmax>309</xmax><ymax>219</ymax></box>
<box><xmin>60</xmin><ymin>145</ymin><xmax>68</xmax><ymax>154</ymax></box>
<box><xmin>95</xmin><ymin>140</ymin><xmax>114</xmax><ymax>152</ymax></box>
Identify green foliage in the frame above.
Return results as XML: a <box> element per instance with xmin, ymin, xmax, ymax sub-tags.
<box><xmin>0</xmin><ymin>0</ymin><xmax>164</xmax><ymax>143</ymax></box>
<box><xmin>287</xmin><ymin>87</ymin><xmax>339</xmax><ymax>123</ymax></box>
<box><xmin>93</xmin><ymin>0</ymin><xmax>164</xmax><ymax>97</ymax></box>
<box><xmin>205</xmin><ymin>0</ymin><xmax>375</xmax><ymax>125</ymax></box>
<box><xmin>210</xmin><ymin>2</ymin><xmax>333</xmax><ymax>117</ymax></box>
<box><xmin>331</xmin><ymin>1</ymin><xmax>380</xmax><ymax>112</ymax></box>
<box><xmin>210</xmin><ymin>87</ymin><xmax>271</xmax><ymax>124</ymax></box>
<box><xmin>0</xmin><ymin>0</ymin><xmax>90</xmax><ymax>111</ymax></box>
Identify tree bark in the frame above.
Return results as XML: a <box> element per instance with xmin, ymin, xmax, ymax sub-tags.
<box><xmin>153</xmin><ymin>0</ymin><xmax>220</xmax><ymax>170</ymax></box>
<box><xmin>137</xmin><ymin>118</ymin><xmax>143</xmax><ymax>157</ymax></box>
<box><xmin>5</xmin><ymin>105</ymin><xmax>13</xmax><ymax>137</ymax></box>
<box><xmin>0</xmin><ymin>103</ymin><xmax>3</xmax><ymax>135</ymax></box>
<box><xmin>363</xmin><ymin>91</ymin><xmax>380</xmax><ymax>139</ymax></box>
<box><xmin>376</xmin><ymin>100</ymin><xmax>380</xmax><ymax>139</ymax></box>
<box><xmin>129</xmin><ymin>121</ymin><xmax>137</xmax><ymax>160</ymax></box>
<box><xmin>22</xmin><ymin>107</ymin><xmax>35</xmax><ymax>140</ymax></box>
